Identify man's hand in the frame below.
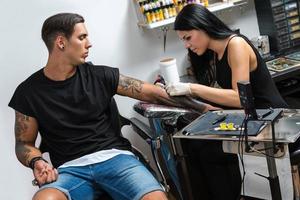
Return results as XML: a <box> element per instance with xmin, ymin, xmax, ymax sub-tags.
<box><xmin>166</xmin><ymin>82</ymin><xmax>191</xmax><ymax>96</ymax></box>
<box><xmin>33</xmin><ymin>160</ymin><xmax>58</xmax><ymax>186</ymax></box>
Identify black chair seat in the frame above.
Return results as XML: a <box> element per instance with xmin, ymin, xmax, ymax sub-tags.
<box><xmin>289</xmin><ymin>137</ymin><xmax>300</xmax><ymax>166</ymax></box>
<box><xmin>290</xmin><ymin>149</ymin><xmax>300</xmax><ymax>166</ymax></box>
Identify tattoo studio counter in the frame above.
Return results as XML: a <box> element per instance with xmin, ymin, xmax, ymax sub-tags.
<box><xmin>172</xmin><ymin>109</ymin><xmax>300</xmax><ymax>200</ymax></box>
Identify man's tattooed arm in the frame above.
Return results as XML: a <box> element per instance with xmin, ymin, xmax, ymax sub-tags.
<box><xmin>14</xmin><ymin>111</ymin><xmax>41</xmax><ymax>167</ymax></box>
<box><xmin>118</xmin><ymin>74</ymin><xmax>143</xmax><ymax>96</ymax></box>
<box><xmin>117</xmin><ymin>74</ymin><xmax>216</xmax><ymax>113</ymax></box>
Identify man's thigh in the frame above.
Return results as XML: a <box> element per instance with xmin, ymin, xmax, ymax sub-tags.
<box><xmin>38</xmin><ymin>165</ymin><xmax>103</xmax><ymax>200</ymax></box>
<box><xmin>93</xmin><ymin>154</ymin><xmax>164</xmax><ymax>200</ymax></box>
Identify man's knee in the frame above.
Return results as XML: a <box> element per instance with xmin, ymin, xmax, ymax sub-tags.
<box><xmin>32</xmin><ymin>188</ymin><xmax>68</xmax><ymax>200</ymax></box>
<box><xmin>141</xmin><ymin>190</ymin><xmax>168</xmax><ymax>200</ymax></box>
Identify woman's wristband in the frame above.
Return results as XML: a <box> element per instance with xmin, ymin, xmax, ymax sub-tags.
<box><xmin>29</xmin><ymin>156</ymin><xmax>48</xmax><ymax>170</ymax></box>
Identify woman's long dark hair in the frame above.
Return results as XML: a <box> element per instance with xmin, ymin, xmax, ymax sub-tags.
<box><xmin>174</xmin><ymin>4</ymin><xmax>235</xmax><ymax>86</ymax></box>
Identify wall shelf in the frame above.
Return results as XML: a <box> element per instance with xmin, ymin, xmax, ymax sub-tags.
<box><xmin>138</xmin><ymin>17</ymin><xmax>176</xmax><ymax>29</ymax></box>
<box><xmin>135</xmin><ymin>0</ymin><xmax>248</xmax><ymax>29</ymax></box>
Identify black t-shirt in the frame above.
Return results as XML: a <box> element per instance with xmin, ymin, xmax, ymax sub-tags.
<box><xmin>215</xmin><ymin>35</ymin><xmax>288</xmax><ymax>108</ymax></box>
<box><xmin>9</xmin><ymin>62</ymin><xmax>131</xmax><ymax>168</ymax></box>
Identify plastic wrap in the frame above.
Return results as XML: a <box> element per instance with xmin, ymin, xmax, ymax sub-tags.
<box><xmin>133</xmin><ymin>101</ymin><xmax>192</xmax><ymax>118</ymax></box>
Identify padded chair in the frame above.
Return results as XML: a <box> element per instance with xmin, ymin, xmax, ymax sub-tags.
<box><xmin>108</xmin><ymin>97</ymin><xmax>170</xmax><ymax>190</ymax></box>
<box><xmin>39</xmin><ymin>98</ymin><xmax>170</xmax><ymax>200</ymax></box>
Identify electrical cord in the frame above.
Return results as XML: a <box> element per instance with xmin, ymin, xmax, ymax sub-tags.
<box><xmin>249</xmin><ymin>146</ymin><xmax>285</xmax><ymax>159</ymax></box>
<box><xmin>237</xmin><ymin>113</ymin><xmax>284</xmax><ymax>199</ymax></box>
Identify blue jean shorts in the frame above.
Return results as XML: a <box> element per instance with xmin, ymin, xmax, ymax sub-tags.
<box><xmin>39</xmin><ymin>154</ymin><xmax>163</xmax><ymax>200</ymax></box>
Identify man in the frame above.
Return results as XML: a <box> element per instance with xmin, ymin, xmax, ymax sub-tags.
<box><xmin>9</xmin><ymin>13</ymin><xmax>212</xmax><ymax>200</ymax></box>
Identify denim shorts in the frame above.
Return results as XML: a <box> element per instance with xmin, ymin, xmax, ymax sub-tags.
<box><xmin>39</xmin><ymin>154</ymin><xmax>163</xmax><ymax>200</ymax></box>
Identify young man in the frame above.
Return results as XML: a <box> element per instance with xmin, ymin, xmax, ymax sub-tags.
<box><xmin>9</xmin><ymin>13</ymin><xmax>213</xmax><ymax>200</ymax></box>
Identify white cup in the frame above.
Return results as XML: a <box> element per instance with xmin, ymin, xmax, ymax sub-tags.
<box><xmin>159</xmin><ymin>58</ymin><xmax>180</xmax><ymax>83</ymax></box>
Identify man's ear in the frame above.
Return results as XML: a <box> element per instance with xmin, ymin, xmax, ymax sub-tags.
<box><xmin>55</xmin><ymin>35</ymin><xmax>66</xmax><ymax>50</ymax></box>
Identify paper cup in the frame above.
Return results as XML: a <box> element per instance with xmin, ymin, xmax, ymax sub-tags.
<box><xmin>159</xmin><ymin>58</ymin><xmax>180</xmax><ymax>83</ymax></box>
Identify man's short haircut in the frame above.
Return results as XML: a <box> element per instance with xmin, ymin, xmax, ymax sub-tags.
<box><xmin>41</xmin><ymin>13</ymin><xmax>84</xmax><ymax>52</ymax></box>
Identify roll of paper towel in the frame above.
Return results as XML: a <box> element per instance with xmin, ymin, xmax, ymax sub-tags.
<box><xmin>159</xmin><ymin>58</ymin><xmax>180</xmax><ymax>83</ymax></box>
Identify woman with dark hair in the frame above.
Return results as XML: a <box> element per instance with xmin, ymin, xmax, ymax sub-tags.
<box><xmin>167</xmin><ymin>4</ymin><xmax>287</xmax><ymax>109</ymax></box>
<box><xmin>166</xmin><ymin>3</ymin><xmax>288</xmax><ymax>200</ymax></box>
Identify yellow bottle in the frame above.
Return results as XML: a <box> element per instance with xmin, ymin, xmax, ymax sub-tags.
<box><xmin>151</xmin><ymin>10</ymin><xmax>156</xmax><ymax>22</ymax></box>
<box><xmin>172</xmin><ymin>5</ymin><xmax>177</xmax><ymax>16</ymax></box>
<box><xmin>178</xmin><ymin>2</ymin><xmax>183</xmax><ymax>12</ymax></box>
<box><xmin>146</xmin><ymin>12</ymin><xmax>152</xmax><ymax>24</ymax></box>
<box><xmin>155</xmin><ymin>9</ymin><xmax>160</xmax><ymax>21</ymax></box>
<box><xmin>168</xmin><ymin>5</ymin><xmax>173</xmax><ymax>17</ymax></box>
<box><xmin>159</xmin><ymin>9</ymin><xmax>165</xmax><ymax>21</ymax></box>
<box><xmin>203</xmin><ymin>0</ymin><xmax>209</xmax><ymax>7</ymax></box>
<box><xmin>139</xmin><ymin>2</ymin><xmax>144</xmax><ymax>14</ymax></box>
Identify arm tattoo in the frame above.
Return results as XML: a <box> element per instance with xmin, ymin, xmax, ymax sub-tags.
<box><xmin>15</xmin><ymin>111</ymin><xmax>29</xmax><ymax>138</ymax></box>
<box><xmin>15</xmin><ymin>142</ymin><xmax>32</xmax><ymax>165</ymax></box>
<box><xmin>118</xmin><ymin>75</ymin><xmax>211</xmax><ymax>113</ymax></box>
<box><xmin>15</xmin><ymin>111</ymin><xmax>33</xmax><ymax>165</ymax></box>
<box><xmin>119</xmin><ymin>74</ymin><xmax>143</xmax><ymax>95</ymax></box>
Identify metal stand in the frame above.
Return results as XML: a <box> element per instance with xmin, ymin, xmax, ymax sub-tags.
<box><xmin>160</xmin><ymin>26</ymin><xmax>169</xmax><ymax>52</ymax></box>
<box><xmin>244</xmin><ymin>109</ymin><xmax>283</xmax><ymax>200</ymax></box>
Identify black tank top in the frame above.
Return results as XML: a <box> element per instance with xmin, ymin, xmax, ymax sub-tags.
<box><xmin>215</xmin><ymin>35</ymin><xmax>288</xmax><ymax>108</ymax></box>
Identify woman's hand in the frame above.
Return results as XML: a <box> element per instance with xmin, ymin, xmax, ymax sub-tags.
<box><xmin>166</xmin><ymin>82</ymin><xmax>191</xmax><ymax>96</ymax></box>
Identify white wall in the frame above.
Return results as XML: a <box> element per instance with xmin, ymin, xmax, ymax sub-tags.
<box><xmin>0</xmin><ymin>0</ymin><xmax>259</xmax><ymax>199</ymax></box>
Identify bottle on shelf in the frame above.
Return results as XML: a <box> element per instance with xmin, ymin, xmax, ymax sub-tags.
<box><xmin>203</xmin><ymin>0</ymin><xmax>209</xmax><ymax>7</ymax></box>
<box><xmin>151</xmin><ymin>8</ymin><xmax>157</xmax><ymax>23</ymax></box>
<box><xmin>163</xmin><ymin>5</ymin><xmax>170</xmax><ymax>19</ymax></box>
<box><xmin>159</xmin><ymin>7</ymin><xmax>165</xmax><ymax>21</ymax></box>
<box><xmin>172</xmin><ymin>3</ymin><xmax>177</xmax><ymax>16</ymax></box>
<box><xmin>176</xmin><ymin>0</ymin><xmax>183</xmax><ymax>12</ymax></box>
<box><xmin>168</xmin><ymin>5</ymin><xmax>173</xmax><ymax>17</ymax></box>
<box><xmin>137</xmin><ymin>0</ymin><xmax>203</xmax><ymax>25</ymax></box>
